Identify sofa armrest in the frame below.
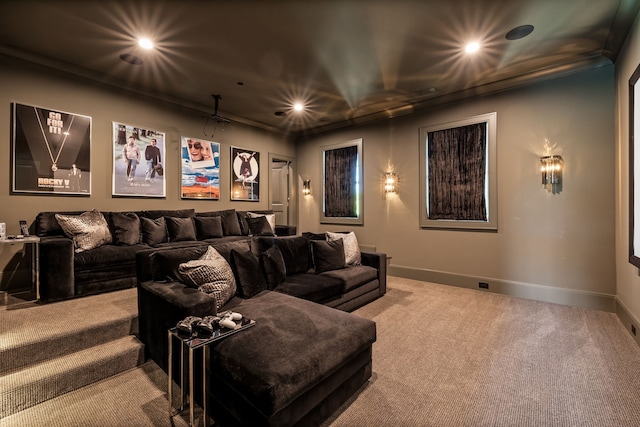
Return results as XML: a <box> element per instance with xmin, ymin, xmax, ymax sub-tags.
<box><xmin>361</xmin><ymin>251</ymin><xmax>387</xmax><ymax>296</ymax></box>
<box><xmin>275</xmin><ymin>225</ymin><xmax>297</xmax><ymax>236</ymax></box>
<box><xmin>39</xmin><ymin>236</ymin><xmax>75</xmax><ymax>302</ymax></box>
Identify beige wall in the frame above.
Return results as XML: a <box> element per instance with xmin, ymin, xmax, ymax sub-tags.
<box><xmin>297</xmin><ymin>65</ymin><xmax>616</xmax><ymax>307</ymax></box>
<box><xmin>615</xmin><ymin>11</ymin><xmax>640</xmax><ymax>325</ymax></box>
<box><xmin>0</xmin><ymin>57</ymin><xmax>294</xmax><ymax>290</ymax></box>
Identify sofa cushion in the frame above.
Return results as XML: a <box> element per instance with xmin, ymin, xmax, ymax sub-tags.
<box><xmin>209</xmin><ymin>290</ymin><xmax>376</xmax><ymax>417</ymax></box>
<box><xmin>320</xmin><ymin>265</ymin><xmax>378</xmax><ymax>293</ymax></box>
<box><xmin>165</xmin><ymin>216</ymin><xmax>197</xmax><ymax>242</ymax></box>
<box><xmin>55</xmin><ymin>209</ymin><xmax>113</xmax><ymax>253</ymax></box>
<box><xmin>275</xmin><ymin>273</ymin><xmax>343</xmax><ymax>303</ymax></box>
<box><xmin>142</xmin><ymin>209</ymin><xmax>195</xmax><ymax>220</ymax></box>
<box><xmin>261</xmin><ymin>245</ymin><xmax>286</xmax><ymax>290</ymax></box>
<box><xmin>326</xmin><ymin>231</ymin><xmax>361</xmax><ymax>265</ymax></box>
<box><xmin>198</xmin><ymin>209</ymin><xmax>242</xmax><ymax>236</ymax></box>
<box><xmin>246</xmin><ymin>211</ymin><xmax>276</xmax><ymax>234</ymax></box>
<box><xmin>178</xmin><ymin>246</ymin><xmax>237</xmax><ymax>311</ymax></box>
<box><xmin>246</xmin><ymin>216</ymin><xmax>275</xmax><ymax>236</ymax></box>
<box><xmin>141</xmin><ymin>217</ymin><xmax>167</xmax><ymax>246</ymax></box>
<box><xmin>230</xmin><ymin>249</ymin><xmax>267</xmax><ymax>298</ymax></box>
<box><xmin>110</xmin><ymin>212</ymin><xmax>141</xmax><ymax>245</ymax></box>
<box><xmin>194</xmin><ymin>216</ymin><xmax>223</xmax><ymax>239</ymax></box>
<box><xmin>274</xmin><ymin>236</ymin><xmax>310</xmax><ymax>275</ymax></box>
<box><xmin>237</xmin><ymin>210</ymin><xmax>273</xmax><ymax>235</ymax></box>
<box><xmin>311</xmin><ymin>239</ymin><xmax>346</xmax><ymax>274</ymax></box>
<box><xmin>150</xmin><ymin>246</ymin><xmax>210</xmax><ymax>281</ymax></box>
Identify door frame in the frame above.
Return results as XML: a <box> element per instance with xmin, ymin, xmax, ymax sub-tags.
<box><xmin>268</xmin><ymin>153</ymin><xmax>297</xmax><ymax>229</ymax></box>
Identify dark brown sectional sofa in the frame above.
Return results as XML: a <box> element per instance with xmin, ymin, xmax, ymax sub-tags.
<box><xmin>34</xmin><ymin>208</ymin><xmax>293</xmax><ymax>302</ymax></box>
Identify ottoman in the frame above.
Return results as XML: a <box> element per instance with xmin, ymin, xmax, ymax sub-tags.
<box><xmin>207</xmin><ymin>290</ymin><xmax>377</xmax><ymax>427</ymax></box>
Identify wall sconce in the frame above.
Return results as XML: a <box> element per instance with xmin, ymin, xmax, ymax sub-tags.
<box><xmin>303</xmin><ymin>179</ymin><xmax>311</xmax><ymax>196</ymax></box>
<box><xmin>384</xmin><ymin>172</ymin><xmax>398</xmax><ymax>193</ymax></box>
<box><xmin>540</xmin><ymin>155</ymin><xmax>563</xmax><ymax>185</ymax></box>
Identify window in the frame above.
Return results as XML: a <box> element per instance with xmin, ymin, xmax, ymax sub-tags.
<box><xmin>321</xmin><ymin>138</ymin><xmax>363</xmax><ymax>225</ymax></box>
<box><xmin>419</xmin><ymin>113</ymin><xmax>497</xmax><ymax>231</ymax></box>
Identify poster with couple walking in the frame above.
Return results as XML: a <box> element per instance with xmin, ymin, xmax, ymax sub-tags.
<box><xmin>11</xmin><ymin>102</ymin><xmax>92</xmax><ymax>196</ymax></box>
<box><xmin>181</xmin><ymin>136</ymin><xmax>220</xmax><ymax>200</ymax></box>
<box><xmin>112</xmin><ymin>122</ymin><xmax>166</xmax><ymax>197</ymax></box>
<box><xmin>231</xmin><ymin>146</ymin><xmax>260</xmax><ymax>201</ymax></box>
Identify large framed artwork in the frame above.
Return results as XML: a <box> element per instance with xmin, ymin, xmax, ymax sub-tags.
<box><xmin>419</xmin><ymin>112</ymin><xmax>497</xmax><ymax>231</ymax></box>
<box><xmin>231</xmin><ymin>147</ymin><xmax>260</xmax><ymax>201</ymax></box>
<box><xmin>181</xmin><ymin>136</ymin><xmax>220</xmax><ymax>199</ymax></box>
<box><xmin>11</xmin><ymin>102</ymin><xmax>91</xmax><ymax>195</ymax></box>
<box><xmin>112</xmin><ymin>122</ymin><xmax>166</xmax><ymax>197</ymax></box>
<box><xmin>321</xmin><ymin>138</ymin><xmax>364</xmax><ymax>225</ymax></box>
<box><xmin>629</xmin><ymin>63</ymin><xmax>640</xmax><ymax>268</ymax></box>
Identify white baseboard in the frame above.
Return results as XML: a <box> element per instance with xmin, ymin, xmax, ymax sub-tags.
<box><xmin>388</xmin><ymin>265</ymin><xmax>616</xmax><ymax>313</ymax></box>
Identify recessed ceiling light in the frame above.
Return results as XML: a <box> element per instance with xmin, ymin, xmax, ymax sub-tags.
<box><xmin>293</xmin><ymin>103</ymin><xmax>304</xmax><ymax>112</ymax></box>
<box><xmin>138</xmin><ymin>38</ymin><xmax>154</xmax><ymax>50</ymax></box>
<box><xmin>505</xmin><ymin>25</ymin><xmax>534</xmax><ymax>40</ymax></box>
<box><xmin>120</xmin><ymin>53</ymin><xmax>143</xmax><ymax>65</ymax></box>
<box><xmin>465</xmin><ymin>41</ymin><xmax>480</xmax><ymax>54</ymax></box>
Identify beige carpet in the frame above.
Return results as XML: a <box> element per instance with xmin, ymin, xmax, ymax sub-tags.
<box><xmin>4</xmin><ymin>277</ymin><xmax>640</xmax><ymax>426</ymax></box>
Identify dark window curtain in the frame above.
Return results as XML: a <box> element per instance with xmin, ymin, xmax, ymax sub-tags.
<box><xmin>324</xmin><ymin>145</ymin><xmax>357</xmax><ymax>218</ymax></box>
<box><xmin>428</xmin><ymin>123</ymin><xmax>487</xmax><ymax>221</ymax></box>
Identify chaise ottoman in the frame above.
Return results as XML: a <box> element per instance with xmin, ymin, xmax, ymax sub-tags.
<box><xmin>206</xmin><ymin>290</ymin><xmax>376</xmax><ymax>427</ymax></box>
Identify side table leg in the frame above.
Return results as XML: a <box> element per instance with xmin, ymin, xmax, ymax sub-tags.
<box><xmin>168</xmin><ymin>331</ymin><xmax>173</xmax><ymax>416</ymax></box>
<box><xmin>33</xmin><ymin>241</ymin><xmax>40</xmax><ymax>301</ymax></box>
<box><xmin>203</xmin><ymin>346</ymin><xmax>208</xmax><ymax>427</ymax></box>
<box><xmin>189</xmin><ymin>347</ymin><xmax>195</xmax><ymax>427</ymax></box>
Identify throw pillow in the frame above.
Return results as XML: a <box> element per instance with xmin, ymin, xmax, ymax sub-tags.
<box><xmin>230</xmin><ymin>249</ymin><xmax>267</xmax><ymax>298</ymax></box>
<box><xmin>110</xmin><ymin>212</ymin><xmax>141</xmax><ymax>245</ymax></box>
<box><xmin>178</xmin><ymin>246</ymin><xmax>237</xmax><ymax>311</ymax></box>
<box><xmin>311</xmin><ymin>239</ymin><xmax>346</xmax><ymax>274</ymax></box>
<box><xmin>140</xmin><ymin>217</ymin><xmax>167</xmax><ymax>246</ymax></box>
<box><xmin>246</xmin><ymin>212</ymin><xmax>276</xmax><ymax>234</ymax></box>
<box><xmin>246</xmin><ymin>216</ymin><xmax>276</xmax><ymax>236</ymax></box>
<box><xmin>55</xmin><ymin>209</ymin><xmax>113</xmax><ymax>253</ymax></box>
<box><xmin>261</xmin><ymin>245</ymin><xmax>286</xmax><ymax>290</ymax></box>
<box><xmin>194</xmin><ymin>216</ymin><xmax>224</xmax><ymax>239</ymax></box>
<box><xmin>326</xmin><ymin>231</ymin><xmax>361</xmax><ymax>265</ymax></box>
<box><xmin>165</xmin><ymin>216</ymin><xmax>196</xmax><ymax>242</ymax></box>
<box><xmin>274</xmin><ymin>236</ymin><xmax>311</xmax><ymax>274</ymax></box>
<box><xmin>196</xmin><ymin>209</ymin><xmax>242</xmax><ymax>236</ymax></box>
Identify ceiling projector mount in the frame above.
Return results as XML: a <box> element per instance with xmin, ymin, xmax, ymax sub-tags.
<box><xmin>203</xmin><ymin>94</ymin><xmax>230</xmax><ymax>137</ymax></box>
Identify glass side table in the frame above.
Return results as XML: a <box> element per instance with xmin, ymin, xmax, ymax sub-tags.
<box><xmin>168</xmin><ymin>315</ymin><xmax>255</xmax><ymax>427</ymax></box>
<box><xmin>0</xmin><ymin>236</ymin><xmax>40</xmax><ymax>300</ymax></box>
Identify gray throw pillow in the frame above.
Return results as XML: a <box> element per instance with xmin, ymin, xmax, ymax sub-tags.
<box><xmin>326</xmin><ymin>231</ymin><xmax>361</xmax><ymax>265</ymax></box>
<box><xmin>261</xmin><ymin>245</ymin><xmax>286</xmax><ymax>290</ymax></box>
<box><xmin>311</xmin><ymin>239</ymin><xmax>346</xmax><ymax>274</ymax></box>
<box><xmin>55</xmin><ymin>209</ymin><xmax>113</xmax><ymax>253</ymax></box>
<box><xmin>178</xmin><ymin>246</ymin><xmax>237</xmax><ymax>311</ymax></box>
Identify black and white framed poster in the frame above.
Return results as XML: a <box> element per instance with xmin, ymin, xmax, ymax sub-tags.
<box><xmin>112</xmin><ymin>122</ymin><xmax>166</xmax><ymax>198</ymax></box>
<box><xmin>11</xmin><ymin>102</ymin><xmax>91</xmax><ymax>195</ymax></box>
<box><xmin>231</xmin><ymin>146</ymin><xmax>259</xmax><ymax>201</ymax></box>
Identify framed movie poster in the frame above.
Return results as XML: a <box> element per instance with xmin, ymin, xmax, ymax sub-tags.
<box><xmin>11</xmin><ymin>102</ymin><xmax>92</xmax><ymax>195</ymax></box>
<box><xmin>181</xmin><ymin>136</ymin><xmax>220</xmax><ymax>199</ymax></box>
<box><xmin>112</xmin><ymin>122</ymin><xmax>166</xmax><ymax>197</ymax></box>
<box><xmin>231</xmin><ymin>146</ymin><xmax>259</xmax><ymax>201</ymax></box>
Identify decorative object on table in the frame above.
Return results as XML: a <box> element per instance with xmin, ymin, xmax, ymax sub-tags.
<box><xmin>19</xmin><ymin>220</ymin><xmax>29</xmax><ymax>237</ymax></box>
<box><xmin>231</xmin><ymin>146</ymin><xmax>259</xmax><ymax>201</ymax></box>
<box><xmin>11</xmin><ymin>103</ymin><xmax>92</xmax><ymax>196</ymax></box>
<box><xmin>180</xmin><ymin>136</ymin><xmax>220</xmax><ymax>199</ymax></box>
<box><xmin>112</xmin><ymin>122</ymin><xmax>166</xmax><ymax>198</ymax></box>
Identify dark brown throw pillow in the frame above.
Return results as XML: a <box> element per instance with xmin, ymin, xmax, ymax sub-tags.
<box><xmin>140</xmin><ymin>217</ymin><xmax>167</xmax><ymax>246</ymax></box>
<box><xmin>311</xmin><ymin>239</ymin><xmax>346</xmax><ymax>274</ymax></box>
<box><xmin>111</xmin><ymin>212</ymin><xmax>141</xmax><ymax>245</ymax></box>
<box><xmin>246</xmin><ymin>216</ymin><xmax>275</xmax><ymax>236</ymax></box>
<box><xmin>230</xmin><ymin>249</ymin><xmax>267</xmax><ymax>298</ymax></box>
<box><xmin>274</xmin><ymin>236</ymin><xmax>311</xmax><ymax>274</ymax></box>
<box><xmin>194</xmin><ymin>216</ymin><xmax>223</xmax><ymax>239</ymax></box>
<box><xmin>165</xmin><ymin>217</ymin><xmax>196</xmax><ymax>242</ymax></box>
<box><xmin>261</xmin><ymin>245</ymin><xmax>286</xmax><ymax>290</ymax></box>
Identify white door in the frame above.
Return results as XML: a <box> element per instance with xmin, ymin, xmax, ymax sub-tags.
<box><xmin>271</xmin><ymin>161</ymin><xmax>291</xmax><ymax>225</ymax></box>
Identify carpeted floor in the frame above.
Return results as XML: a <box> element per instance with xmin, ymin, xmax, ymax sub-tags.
<box><xmin>3</xmin><ymin>277</ymin><xmax>640</xmax><ymax>426</ymax></box>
